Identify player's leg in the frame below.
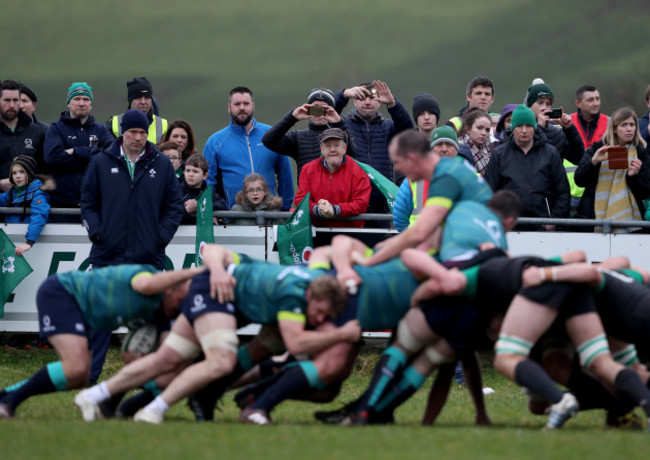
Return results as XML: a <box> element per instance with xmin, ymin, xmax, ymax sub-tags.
<box><xmin>0</xmin><ymin>333</ymin><xmax>90</xmax><ymax>418</ymax></box>
<box><xmin>188</xmin><ymin>326</ymin><xmax>277</xmax><ymax>421</ymax></box>
<box><xmin>75</xmin><ymin>314</ymin><xmax>199</xmax><ymax>421</ymax></box>
<box><xmin>135</xmin><ymin>312</ymin><xmax>237</xmax><ymax>424</ymax></box>
<box><xmin>494</xmin><ymin>294</ymin><xmax>575</xmax><ymax>429</ymax></box>
<box><xmin>239</xmin><ymin>324</ymin><xmax>358</xmax><ymax>424</ymax></box>
<box><xmin>565</xmin><ymin>311</ymin><xmax>650</xmax><ymax>425</ymax></box>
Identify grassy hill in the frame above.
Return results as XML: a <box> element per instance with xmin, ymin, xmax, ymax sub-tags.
<box><xmin>2</xmin><ymin>0</ymin><xmax>649</xmax><ymax>149</ymax></box>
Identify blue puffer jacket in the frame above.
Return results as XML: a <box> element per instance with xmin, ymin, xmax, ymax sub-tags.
<box><xmin>204</xmin><ymin>118</ymin><xmax>294</xmax><ymax>210</ymax></box>
<box><xmin>334</xmin><ymin>90</ymin><xmax>413</xmax><ymax>211</ymax></box>
<box><xmin>80</xmin><ymin>139</ymin><xmax>183</xmax><ymax>269</ymax></box>
<box><xmin>0</xmin><ymin>178</ymin><xmax>51</xmax><ymax>244</ymax></box>
<box><xmin>44</xmin><ymin>111</ymin><xmax>113</xmax><ymax>207</ymax></box>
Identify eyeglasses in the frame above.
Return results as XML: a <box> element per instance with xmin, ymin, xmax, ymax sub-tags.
<box><xmin>168</xmin><ymin>157</ymin><xmax>181</xmax><ymax>162</ymax></box>
<box><xmin>246</xmin><ymin>188</ymin><xmax>264</xmax><ymax>194</ymax></box>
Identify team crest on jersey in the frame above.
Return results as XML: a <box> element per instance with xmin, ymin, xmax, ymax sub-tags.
<box><xmin>149</xmin><ymin>168</ymin><xmax>156</xmax><ymax>178</ymax></box>
<box><xmin>24</xmin><ymin>138</ymin><xmax>33</xmax><ymax>149</ymax></box>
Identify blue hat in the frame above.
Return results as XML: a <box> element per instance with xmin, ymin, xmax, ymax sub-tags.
<box><xmin>120</xmin><ymin>109</ymin><xmax>149</xmax><ymax>132</ymax></box>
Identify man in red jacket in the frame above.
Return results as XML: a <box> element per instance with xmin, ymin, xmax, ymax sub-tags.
<box><xmin>293</xmin><ymin>128</ymin><xmax>371</xmax><ymax>228</ymax></box>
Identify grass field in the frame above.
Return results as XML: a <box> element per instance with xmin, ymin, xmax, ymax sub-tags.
<box><xmin>0</xmin><ymin>1</ymin><xmax>649</xmax><ymax>150</ymax></box>
<box><xmin>0</xmin><ymin>344</ymin><xmax>648</xmax><ymax>460</ymax></box>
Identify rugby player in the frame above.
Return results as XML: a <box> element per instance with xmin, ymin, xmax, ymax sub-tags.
<box><xmin>74</xmin><ymin>244</ymin><xmax>360</xmax><ymax>424</ymax></box>
<box><xmin>234</xmin><ymin>191</ymin><xmax>520</xmax><ymax>425</ymax></box>
<box><xmin>0</xmin><ymin>264</ymin><xmax>203</xmax><ymax>419</ymax></box>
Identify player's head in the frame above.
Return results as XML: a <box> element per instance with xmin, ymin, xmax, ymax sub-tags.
<box><xmin>161</xmin><ymin>279</ymin><xmax>192</xmax><ymax>318</ymax></box>
<box><xmin>487</xmin><ymin>190</ymin><xmax>522</xmax><ymax>232</ymax></box>
<box><xmin>305</xmin><ymin>275</ymin><xmax>347</xmax><ymax>326</ymax></box>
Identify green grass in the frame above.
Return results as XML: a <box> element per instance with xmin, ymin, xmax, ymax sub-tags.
<box><xmin>0</xmin><ymin>1</ymin><xmax>648</xmax><ymax>150</ymax></box>
<box><xmin>0</xmin><ymin>344</ymin><xmax>648</xmax><ymax>460</ymax></box>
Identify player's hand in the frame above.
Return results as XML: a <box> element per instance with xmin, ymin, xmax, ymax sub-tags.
<box><xmin>209</xmin><ymin>270</ymin><xmax>237</xmax><ymax>303</ymax></box>
<box><xmin>521</xmin><ymin>266</ymin><xmax>543</xmax><ymax>288</ymax></box>
<box><xmin>339</xmin><ymin>319</ymin><xmax>362</xmax><ymax>342</ymax></box>
<box><xmin>350</xmin><ymin>250</ymin><xmax>369</xmax><ymax>266</ymax></box>
<box><xmin>14</xmin><ymin>244</ymin><xmax>31</xmax><ymax>256</ymax></box>
<box><xmin>121</xmin><ymin>350</ymin><xmax>138</xmax><ymax>364</ymax></box>
<box><xmin>336</xmin><ymin>267</ymin><xmax>361</xmax><ymax>293</ymax></box>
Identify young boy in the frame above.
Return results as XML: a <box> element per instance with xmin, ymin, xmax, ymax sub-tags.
<box><xmin>179</xmin><ymin>154</ymin><xmax>227</xmax><ymax>224</ymax></box>
<box><xmin>0</xmin><ymin>155</ymin><xmax>54</xmax><ymax>255</ymax></box>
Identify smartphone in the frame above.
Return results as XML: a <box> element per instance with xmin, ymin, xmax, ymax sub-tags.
<box><xmin>363</xmin><ymin>84</ymin><xmax>377</xmax><ymax>97</ymax></box>
<box><xmin>547</xmin><ymin>108</ymin><xmax>562</xmax><ymax>119</ymax></box>
<box><xmin>307</xmin><ymin>106</ymin><xmax>327</xmax><ymax>117</ymax></box>
<box><xmin>607</xmin><ymin>146</ymin><xmax>628</xmax><ymax>170</ymax></box>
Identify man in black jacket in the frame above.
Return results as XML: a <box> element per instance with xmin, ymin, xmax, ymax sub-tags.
<box><xmin>484</xmin><ymin>105</ymin><xmax>570</xmax><ymax>231</ymax></box>
<box><xmin>0</xmin><ymin>80</ymin><xmax>46</xmax><ymax>190</ymax></box>
<box><xmin>262</xmin><ymin>88</ymin><xmax>356</xmax><ymax>178</ymax></box>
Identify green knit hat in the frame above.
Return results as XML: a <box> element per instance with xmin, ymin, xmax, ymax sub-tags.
<box><xmin>67</xmin><ymin>82</ymin><xmax>93</xmax><ymax>103</ymax></box>
<box><xmin>430</xmin><ymin>125</ymin><xmax>459</xmax><ymax>150</ymax></box>
<box><xmin>510</xmin><ymin>105</ymin><xmax>537</xmax><ymax>130</ymax></box>
<box><xmin>525</xmin><ymin>83</ymin><xmax>553</xmax><ymax>107</ymax></box>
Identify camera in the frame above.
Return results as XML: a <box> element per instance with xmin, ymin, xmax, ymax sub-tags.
<box><xmin>547</xmin><ymin>108</ymin><xmax>563</xmax><ymax>119</ymax></box>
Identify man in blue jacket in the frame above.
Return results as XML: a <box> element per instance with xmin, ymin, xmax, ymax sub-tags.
<box><xmin>204</xmin><ymin>87</ymin><xmax>294</xmax><ymax>210</ymax></box>
<box><xmin>44</xmin><ymin>82</ymin><xmax>113</xmax><ymax>221</ymax></box>
<box><xmin>81</xmin><ymin>109</ymin><xmax>183</xmax><ymax>383</ymax></box>
<box><xmin>334</xmin><ymin>80</ymin><xmax>413</xmax><ymax>225</ymax></box>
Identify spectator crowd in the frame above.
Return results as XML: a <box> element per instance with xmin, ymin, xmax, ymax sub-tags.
<box><xmin>2</xmin><ymin>75</ymin><xmax>650</xmax><ymax>244</ymax></box>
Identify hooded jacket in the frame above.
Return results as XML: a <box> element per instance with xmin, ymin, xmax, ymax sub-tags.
<box><xmin>0</xmin><ymin>177</ymin><xmax>53</xmax><ymax>244</ymax></box>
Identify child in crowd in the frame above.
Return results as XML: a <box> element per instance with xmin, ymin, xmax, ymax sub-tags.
<box><xmin>0</xmin><ymin>156</ymin><xmax>54</xmax><ymax>255</ymax></box>
<box><xmin>158</xmin><ymin>141</ymin><xmax>184</xmax><ymax>178</ymax></box>
<box><xmin>179</xmin><ymin>154</ymin><xmax>226</xmax><ymax>224</ymax></box>
<box><xmin>230</xmin><ymin>173</ymin><xmax>283</xmax><ymax>225</ymax></box>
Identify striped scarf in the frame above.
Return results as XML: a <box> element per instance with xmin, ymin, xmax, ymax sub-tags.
<box><xmin>594</xmin><ymin>145</ymin><xmax>642</xmax><ymax>233</ymax></box>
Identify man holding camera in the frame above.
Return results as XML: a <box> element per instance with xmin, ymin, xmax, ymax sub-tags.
<box><xmin>334</xmin><ymin>80</ymin><xmax>413</xmax><ymax>225</ymax></box>
<box><xmin>262</xmin><ymin>88</ymin><xmax>357</xmax><ymax>178</ymax></box>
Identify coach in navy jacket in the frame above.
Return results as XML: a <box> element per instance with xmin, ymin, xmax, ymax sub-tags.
<box><xmin>81</xmin><ymin>110</ymin><xmax>183</xmax><ymax>270</ymax></box>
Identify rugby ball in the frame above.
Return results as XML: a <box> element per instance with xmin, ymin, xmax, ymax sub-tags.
<box><xmin>121</xmin><ymin>324</ymin><xmax>159</xmax><ymax>357</ymax></box>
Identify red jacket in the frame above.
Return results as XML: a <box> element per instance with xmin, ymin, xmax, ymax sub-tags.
<box><xmin>293</xmin><ymin>156</ymin><xmax>371</xmax><ymax>228</ymax></box>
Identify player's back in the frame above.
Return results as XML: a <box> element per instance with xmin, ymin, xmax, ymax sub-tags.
<box><xmin>440</xmin><ymin>201</ymin><xmax>507</xmax><ymax>262</ymax></box>
<box><xmin>433</xmin><ymin>156</ymin><xmax>492</xmax><ymax>204</ymax></box>
<box><xmin>354</xmin><ymin>258</ymin><xmax>419</xmax><ymax>330</ymax></box>
<box><xmin>233</xmin><ymin>261</ymin><xmax>324</xmax><ymax>324</ymax></box>
<box><xmin>57</xmin><ymin>264</ymin><xmax>162</xmax><ymax>330</ymax></box>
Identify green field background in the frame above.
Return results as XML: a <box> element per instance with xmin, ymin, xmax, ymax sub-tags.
<box><xmin>1</xmin><ymin>0</ymin><xmax>649</xmax><ymax>150</ymax></box>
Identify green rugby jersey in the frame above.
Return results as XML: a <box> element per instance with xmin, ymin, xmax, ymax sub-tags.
<box><xmin>57</xmin><ymin>264</ymin><xmax>162</xmax><ymax>331</ymax></box>
<box><xmin>439</xmin><ymin>201</ymin><xmax>507</xmax><ymax>262</ymax></box>
<box><xmin>233</xmin><ymin>261</ymin><xmax>326</xmax><ymax>325</ymax></box>
<box><xmin>354</xmin><ymin>258</ymin><xmax>419</xmax><ymax>330</ymax></box>
<box><xmin>426</xmin><ymin>156</ymin><xmax>492</xmax><ymax>211</ymax></box>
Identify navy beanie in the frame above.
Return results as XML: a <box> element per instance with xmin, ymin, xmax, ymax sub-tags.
<box><xmin>120</xmin><ymin>109</ymin><xmax>149</xmax><ymax>132</ymax></box>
